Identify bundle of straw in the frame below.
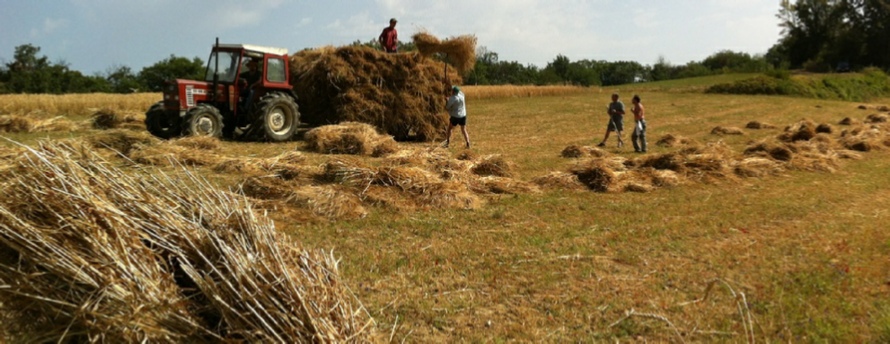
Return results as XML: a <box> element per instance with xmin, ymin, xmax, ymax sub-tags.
<box><xmin>0</xmin><ymin>140</ymin><xmax>373</xmax><ymax>342</ymax></box>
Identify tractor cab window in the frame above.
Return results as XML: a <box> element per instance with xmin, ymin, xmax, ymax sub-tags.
<box><xmin>205</xmin><ymin>51</ymin><xmax>239</xmax><ymax>82</ymax></box>
<box><xmin>266</xmin><ymin>57</ymin><xmax>286</xmax><ymax>83</ymax></box>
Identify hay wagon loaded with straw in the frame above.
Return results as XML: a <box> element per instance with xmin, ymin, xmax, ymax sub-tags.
<box><xmin>145</xmin><ymin>39</ymin><xmax>300</xmax><ymax>142</ymax></box>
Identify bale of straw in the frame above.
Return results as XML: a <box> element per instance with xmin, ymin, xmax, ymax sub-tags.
<box><xmin>879</xmin><ymin>105</ymin><xmax>890</xmax><ymax>111</ymax></box>
<box><xmin>214</xmin><ymin>157</ymin><xmax>266</xmax><ymax>175</ymax></box>
<box><xmin>373</xmin><ymin>165</ymin><xmax>482</xmax><ymax>209</ymax></box>
<box><xmin>745</xmin><ymin>121</ymin><xmax>776</xmax><ymax>129</ymax></box>
<box><xmin>413</xmin><ymin>32</ymin><xmax>478</xmax><ymax>73</ymax></box>
<box><xmin>637</xmin><ymin>152</ymin><xmax>687</xmax><ymax>172</ymax></box>
<box><xmin>710</xmin><ymin>126</ymin><xmax>745</xmax><ymax>135</ymax></box>
<box><xmin>647</xmin><ymin>169</ymin><xmax>683</xmax><ymax>187</ymax></box>
<box><xmin>0</xmin><ymin>140</ymin><xmax>373</xmax><ymax>342</ymax></box>
<box><xmin>290</xmin><ymin>45</ymin><xmax>456</xmax><ymax>141</ymax></box>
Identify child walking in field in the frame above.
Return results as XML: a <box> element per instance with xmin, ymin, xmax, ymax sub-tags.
<box><xmin>631</xmin><ymin>94</ymin><xmax>647</xmax><ymax>153</ymax></box>
<box><xmin>597</xmin><ymin>93</ymin><xmax>625</xmax><ymax>148</ymax></box>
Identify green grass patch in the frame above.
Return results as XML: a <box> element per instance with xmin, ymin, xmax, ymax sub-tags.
<box><xmin>705</xmin><ymin>68</ymin><xmax>890</xmax><ymax>101</ymax></box>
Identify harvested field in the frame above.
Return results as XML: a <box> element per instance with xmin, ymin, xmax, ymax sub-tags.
<box><xmin>2</xmin><ymin>80</ymin><xmax>890</xmax><ymax>342</ymax></box>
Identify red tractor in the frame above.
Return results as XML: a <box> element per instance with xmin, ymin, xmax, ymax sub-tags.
<box><xmin>145</xmin><ymin>40</ymin><xmax>300</xmax><ymax>141</ymax></box>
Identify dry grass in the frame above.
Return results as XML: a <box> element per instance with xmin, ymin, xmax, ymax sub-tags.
<box><xmin>0</xmin><ymin>140</ymin><xmax>373</xmax><ymax>342</ymax></box>
<box><xmin>2</xmin><ymin>85</ymin><xmax>890</xmax><ymax>342</ymax></box>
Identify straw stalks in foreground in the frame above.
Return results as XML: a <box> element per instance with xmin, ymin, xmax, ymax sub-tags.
<box><xmin>0</xmin><ymin>140</ymin><xmax>373</xmax><ymax>342</ymax></box>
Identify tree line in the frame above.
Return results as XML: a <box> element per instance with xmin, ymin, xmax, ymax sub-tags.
<box><xmin>0</xmin><ymin>44</ymin><xmax>204</xmax><ymax>94</ymax></box>
<box><xmin>2</xmin><ymin>0</ymin><xmax>887</xmax><ymax>94</ymax></box>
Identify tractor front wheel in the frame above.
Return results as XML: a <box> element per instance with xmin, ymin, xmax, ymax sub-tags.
<box><xmin>251</xmin><ymin>93</ymin><xmax>299</xmax><ymax>142</ymax></box>
<box><xmin>144</xmin><ymin>101</ymin><xmax>182</xmax><ymax>139</ymax></box>
<box><xmin>182</xmin><ymin>105</ymin><xmax>223</xmax><ymax>138</ymax></box>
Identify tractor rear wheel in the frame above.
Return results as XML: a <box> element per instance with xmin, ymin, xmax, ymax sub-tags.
<box><xmin>251</xmin><ymin>93</ymin><xmax>299</xmax><ymax>142</ymax></box>
<box><xmin>144</xmin><ymin>101</ymin><xmax>182</xmax><ymax>139</ymax></box>
<box><xmin>182</xmin><ymin>105</ymin><xmax>223</xmax><ymax>138</ymax></box>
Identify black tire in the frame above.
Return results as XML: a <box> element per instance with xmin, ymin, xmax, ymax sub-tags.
<box><xmin>251</xmin><ymin>93</ymin><xmax>299</xmax><ymax>142</ymax></box>
<box><xmin>182</xmin><ymin>105</ymin><xmax>224</xmax><ymax>138</ymax></box>
<box><xmin>144</xmin><ymin>101</ymin><xmax>182</xmax><ymax>139</ymax></box>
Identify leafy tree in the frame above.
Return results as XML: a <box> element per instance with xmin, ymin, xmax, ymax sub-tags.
<box><xmin>138</xmin><ymin>55</ymin><xmax>204</xmax><ymax>92</ymax></box>
<box><xmin>104</xmin><ymin>65</ymin><xmax>142</xmax><ymax>93</ymax></box>
<box><xmin>2</xmin><ymin>44</ymin><xmax>108</xmax><ymax>93</ymax></box>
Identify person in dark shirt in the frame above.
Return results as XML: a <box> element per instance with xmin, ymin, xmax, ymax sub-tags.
<box><xmin>240</xmin><ymin>59</ymin><xmax>261</xmax><ymax>110</ymax></box>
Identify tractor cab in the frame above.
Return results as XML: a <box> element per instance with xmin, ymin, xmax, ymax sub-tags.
<box><xmin>146</xmin><ymin>40</ymin><xmax>300</xmax><ymax>142</ymax></box>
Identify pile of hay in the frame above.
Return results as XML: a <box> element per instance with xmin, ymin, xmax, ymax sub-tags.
<box><xmin>412</xmin><ymin>32</ymin><xmax>478</xmax><ymax>74</ymax></box>
<box><xmin>656</xmin><ymin>134</ymin><xmax>697</xmax><ymax>147</ymax></box>
<box><xmin>711</xmin><ymin>126</ymin><xmax>745</xmax><ymax>135</ymax></box>
<box><xmin>0</xmin><ymin>141</ymin><xmax>372</xmax><ymax>342</ymax></box>
<box><xmin>745</xmin><ymin>121</ymin><xmax>777</xmax><ymax>129</ymax></box>
<box><xmin>0</xmin><ymin>114</ymin><xmax>76</xmax><ymax>133</ymax></box>
<box><xmin>91</xmin><ymin>108</ymin><xmax>141</xmax><ymax>130</ymax></box>
<box><xmin>779</xmin><ymin>119</ymin><xmax>819</xmax><ymax>142</ymax></box>
<box><xmin>289</xmin><ymin>38</ymin><xmax>472</xmax><ymax>141</ymax></box>
<box><xmin>303</xmin><ymin>121</ymin><xmax>399</xmax><ymax>156</ymax></box>
<box><xmin>561</xmin><ymin>145</ymin><xmax>609</xmax><ymax>158</ymax></box>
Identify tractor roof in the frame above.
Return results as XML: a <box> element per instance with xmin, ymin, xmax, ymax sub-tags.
<box><xmin>216</xmin><ymin>43</ymin><xmax>288</xmax><ymax>56</ymax></box>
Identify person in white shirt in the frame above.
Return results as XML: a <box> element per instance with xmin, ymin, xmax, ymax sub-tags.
<box><xmin>444</xmin><ymin>85</ymin><xmax>470</xmax><ymax>148</ymax></box>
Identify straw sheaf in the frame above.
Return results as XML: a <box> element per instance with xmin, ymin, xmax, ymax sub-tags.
<box><xmin>470</xmin><ymin>154</ymin><xmax>516</xmax><ymax>177</ymax></box>
<box><xmin>561</xmin><ymin>145</ymin><xmax>610</xmax><ymax>158</ymax></box>
<box><xmin>865</xmin><ymin>113</ymin><xmax>889</xmax><ymax>123</ymax></box>
<box><xmin>839</xmin><ymin>124</ymin><xmax>887</xmax><ymax>151</ymax></box>
<box><xmin>91</xmin><ymin>108</ymin><xmax>141</xmax><ymax>130</ymax></box>
<box><xmin>733</xmin><ymin>157</ymin><xmax>786</xmax><ymax>178</ymax></box>
<box><xmin>839</xmin><ymin>117</ymin><xmax>860</xmax><ymax>126</ymax></box>
<box><xmin>710</xmin><ymin>126</ymin><xmax>745</xmax><ymax>136</ymax></box>
<box><xmin>532</xmin><ymin>171</ymin><xmax>587</xmax><ymax>191</ymax></box>
<box><xmin>290</xmin><ymin>45</ymin><xmax>454</xmax><ymax>141</ymax></box>
<box><xmin>469</xmin><ymin>176</ymin><xmax>542</xmax><ymax>195</ymax></box>
<box><xmin>779</xmin><ymin>119</ymin><xmax>819</xmax><ymax>142</ymax></box>
<box><xmin>413</xmin><ymin>32</ymin><xmax>478</xmax><ymax>73</ymax></box>
<box><xmin>0</xmin><ymin>141</ymin><xmax>373</xmax><ymax>342</ymax></box>
<box><xmin>86</xmin><ymin>129</ymin><xmax>161</xmax><ymax>156</ymax></box>
<box><xmin>655</xmin><ymin>134</ymin><xmax>697</xmax><ymax>147</ymax></box>
<box><xmin>171</xmin><ymin>136</ymin><xmax>221</xmax><ymax>150</ymax></box>
<box><xmin>570</xmin><ymin>158</ymin><xmax>618</xmax><ymax>192</ymax></box>
<box><xmin>745</xmin><ymin>121</ymin><xmax>777</xmax><ymax>129</ymax></box>
<box><xmin>0</xmin><ymin>114</ymin><xmax>76</xmax><ymax>133</ymax></box>
<box><xmin>304</xmin><ymin>122</ymin><xmax>399</xmax><ymax>156</ymax></box>
<box><xmin>128</xmin><ymin>144</ymin><xmax>222</xmax><ymax>167</ymax></box>
<box><xmin>288</xmin><ymin>185</ymin><xmax>368</xmax><ymax>220</ymax></box>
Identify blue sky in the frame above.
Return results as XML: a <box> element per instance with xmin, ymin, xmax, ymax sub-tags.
<box><xmin>0</xmin><ymin>0</ymin><xmax>782</xmax><ymax>75</ymax></box>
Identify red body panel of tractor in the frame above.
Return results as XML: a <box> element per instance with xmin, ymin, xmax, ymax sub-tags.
<box><xmin>145</xmin><ymin>41</ymin><xmax>300</xmax><ymax>141</ymax></box>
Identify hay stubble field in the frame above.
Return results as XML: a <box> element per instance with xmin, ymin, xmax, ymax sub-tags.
<box><xmin>1</xmin><ymin>79</ymin><xmax>889</xmax><ymax>342</ymax></box>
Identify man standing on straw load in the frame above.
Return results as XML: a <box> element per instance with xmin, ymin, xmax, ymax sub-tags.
<box><xmin>378</xmin><ymin>18</ymin><xmax>399</xmax><ymax>53</ymax></box>
<box><xmin>444</xmin><ymin>85</ymin><xmax>470</xmax><ymax>148</ymax></box>
<box><xmin>597</xmin><ymin>93</ymin><xmax>625</xmax><ymax>148</ymax></box>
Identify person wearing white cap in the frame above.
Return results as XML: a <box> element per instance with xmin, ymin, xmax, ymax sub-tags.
<box><xmin>444</xmin><ymin>85</ymin><xmax>470</xmax><ymax>149</ymax></box>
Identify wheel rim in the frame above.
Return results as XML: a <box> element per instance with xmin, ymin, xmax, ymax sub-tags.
<box><xmin>195</xmin><ymin>115</ymin><xmax>215</xmax><ymax>135</ymax></box>
<box><xmin>266</xmin><ymin>105</ymin><xmax>292</xmax><ymax>135</ymax></box>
